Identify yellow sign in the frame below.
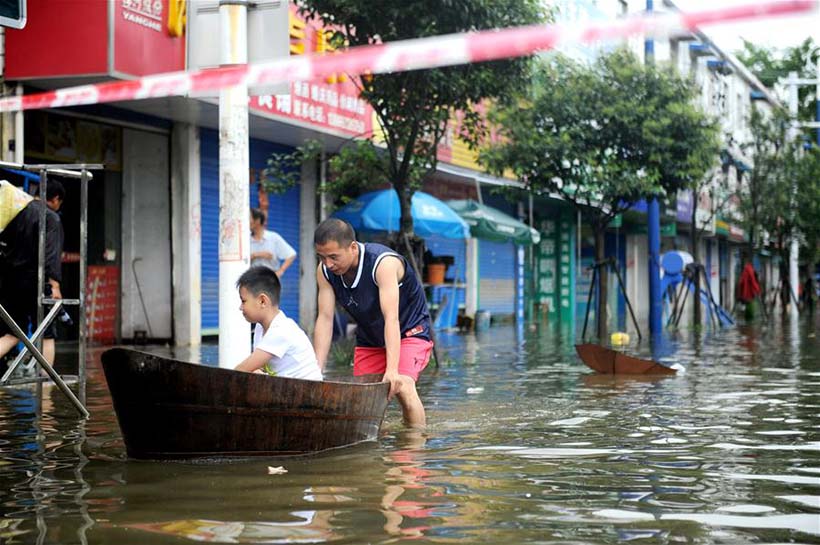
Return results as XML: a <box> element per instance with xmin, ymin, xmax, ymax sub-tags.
<box><xmin>167</xmin><ymin>0</ymin><xmax>186</xmax><ymax>37</ymax></box>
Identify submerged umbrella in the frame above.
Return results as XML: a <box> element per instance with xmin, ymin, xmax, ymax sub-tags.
<box><xmin>446</xmin><ymin>199</ymin><xmax>540</xmax><ymax>245</ymax></box>
<box><xmin>333</xmin><ymin>189</ymin><xmax>469</xmax><ymax>239</ymax></box>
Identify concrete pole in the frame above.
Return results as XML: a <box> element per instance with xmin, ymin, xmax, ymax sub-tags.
<box><xmin>298</xmin><ymin>158</ymin><xmax>317</xmax><ymax>333</ymax></box>
<box><xmin>14</xmin><ymin>83</ymin><xmax>23</xmax><ymax>163</ymax></box>
<box><xmin>218</xmin><ymin>0</ymin><xmax>251</xmax><ymax>367</ymax></box>
<box><xmin>787</xmin><ymin>71</ymin><xmax>799</xmax><ymax>320</ymax></box>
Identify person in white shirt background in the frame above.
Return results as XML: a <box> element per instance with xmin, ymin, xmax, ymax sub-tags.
<box><xmin>250</xmin><ymin>208</ymin><xmax>297</xmax><ymax>278</ymax></box>
<box><xmin>234</xmin><ymin>266</ymin><xmax>322</xmax><ymax>381</ymax></box>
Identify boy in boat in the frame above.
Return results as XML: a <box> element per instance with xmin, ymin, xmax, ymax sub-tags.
<box><xmin>234</xmin><ymin>266</ymin><xmax>323</xmax><ymax>381</ymax></box>
<box><xmin>313</xmin><ymin>218</ymin><xmax>433</xmax><ymax>427</ymax></box>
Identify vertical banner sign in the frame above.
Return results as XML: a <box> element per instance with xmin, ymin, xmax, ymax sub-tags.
<box><xmin>536</xmin><ymin>220</ymin><xmax>558</xmax><ymax>318</ymax></box>
<box><xmin>558</xmin><ymin>216</ymin><xmax>575</xmax><ymax>324</ymax></box>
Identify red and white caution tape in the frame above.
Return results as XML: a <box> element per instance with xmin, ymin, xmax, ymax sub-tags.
<box><xmin>0</xmin><ymin>0</ymin><xmax>814</xmax><ymax>112</ymax></box>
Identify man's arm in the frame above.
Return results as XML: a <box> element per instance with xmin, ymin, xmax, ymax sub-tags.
<box><xmin>313</xmin><ymin>264</ymin><xmax>336</xmax><ymax>371</ymax></box>
<box><xmin>375</xmin><ymin>257</ymin><xmax>403</xmax><ymax>399</ymax></box>
<box><xmin>45</xmin><ymin>211</ymin><xmax>63</xmax><ymax>299</ymax></box>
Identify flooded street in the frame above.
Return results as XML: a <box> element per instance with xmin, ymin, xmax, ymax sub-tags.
<box><xmin>1</xmin><ymin>318</ymin><xmax>819</xmax><ymax>544</ymax></box>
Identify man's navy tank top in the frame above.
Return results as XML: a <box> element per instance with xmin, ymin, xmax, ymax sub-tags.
<box><xmin>322</xmin><ymin>242</ymin><xmax>431</xmax><ymax>348</ymax></box>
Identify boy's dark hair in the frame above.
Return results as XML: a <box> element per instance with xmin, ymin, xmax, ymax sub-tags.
<box><xmin>314</xmin><ymin>218</ymin><xmax>356</xmax><ymax>246</ymax></box>
<box><xmin>236</xmin><ymin>266</ymin><xmax>281</xmax><ymax>306</ymax></box>
<box><xmin>46</xmin><ymin>180</ymin><xmax>66</xmax><ymax>202</ymax></box>
<box><xmin>250</xmin><ymin>208</ymin><xmax>266</xmax><ymax>225</ymax></box>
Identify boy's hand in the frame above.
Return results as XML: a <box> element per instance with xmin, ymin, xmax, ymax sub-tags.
<box><xmin>382</xmin><ymin>370</ymin><xmax>403</xmax><ymax>399</ymax></box>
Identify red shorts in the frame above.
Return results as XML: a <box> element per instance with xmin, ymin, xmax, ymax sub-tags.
<box><xmin>353</xmin><ymin>337</ymin><xmax>433</xmax><ymax>382</ymax></box>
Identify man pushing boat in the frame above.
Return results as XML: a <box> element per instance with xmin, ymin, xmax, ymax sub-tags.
<box><xmin>313</xmin><ymin>219</ymin><xmax>433</xmax><ymax>427</ymax></box>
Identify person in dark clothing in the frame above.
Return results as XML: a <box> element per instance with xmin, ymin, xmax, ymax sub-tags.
<box><xmin>0</xmin><ymin>180</ymin><xmax>65</xmax><ymax>364</ymax></box>
<box><xmin>313</xmin><ymin>218</ymin><xmax>433</xmax><ymax>428</ymax></box>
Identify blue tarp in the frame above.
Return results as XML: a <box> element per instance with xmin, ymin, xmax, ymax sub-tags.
<box><xmin>0</xmin><ymin>168</ymin><xmax>40</xmax><ymax>183</ymax></box>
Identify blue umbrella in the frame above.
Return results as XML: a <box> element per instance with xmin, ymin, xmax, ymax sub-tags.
<box><xmin>333</xmin><ymin>189</ymin><xmax>470</xmax><ymax>239</ymax></box>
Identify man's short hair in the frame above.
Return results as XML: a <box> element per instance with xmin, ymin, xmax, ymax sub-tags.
<box><xmin>236</xmin><ymin>266</ymin><xmax>281</xmax><ymax>306</ymax></box>
<box><xmin>250</xmin><ymin>208</ymin><xmax>266</xmax><ymax>225</ymax></box>
<box><xmin>314</xmin><ymin>218</ymin><xmax>356</xmax><ymax>246</ymax></box>
<box><xmin>46</xmin><ymin>180</ymin><xmax>65</xmax><ymax>202</ymax></box>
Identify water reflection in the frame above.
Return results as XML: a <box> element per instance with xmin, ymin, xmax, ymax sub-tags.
<box><xmin>1</xmin><ymin>316</ymin><xmax>819</xmax><ymax>543</ymax></box>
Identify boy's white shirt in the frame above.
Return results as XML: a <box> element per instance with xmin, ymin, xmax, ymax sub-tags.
<box><xmin>253</xmin><ymin>310</ymin><xmax>323</xmax><ymax>381</ymax></box>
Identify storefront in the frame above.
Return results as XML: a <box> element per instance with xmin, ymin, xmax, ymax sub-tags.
<box><xmin>199</xmin><ymin>130</ymin><xmax>302</xmax><ymax>335</ymax></box>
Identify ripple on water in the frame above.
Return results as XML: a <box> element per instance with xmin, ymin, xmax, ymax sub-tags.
<box><xmin>592</xmin><ymin>509</ymin><xmax>820</xmax><ymax>536</ymax></box>
<box><xmin>777</xmin><ymin>495</ymin><xmax>820</xmax><ymax>508</ymax></box>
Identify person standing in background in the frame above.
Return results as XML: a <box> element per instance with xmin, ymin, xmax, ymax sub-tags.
<box><xmin>249</xmin><ymin>208</ymin><xmax>297</xmax><ymax>278</ymax></box>
<box><xmin>0</xmin><ymin>180</ymin><xmax>65</xmax><ymax>366</ymax></box>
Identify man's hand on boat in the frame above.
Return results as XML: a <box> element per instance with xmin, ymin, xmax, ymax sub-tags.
<box><xmin>382</xmin><ymin>369</ymin><xmax>403</xmax><ymax>399</ymax></box>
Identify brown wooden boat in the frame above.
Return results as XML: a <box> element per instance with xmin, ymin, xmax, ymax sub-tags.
<box><xmin>575</xmin><ymin>343</ymin><xmax>678</xmax><ymax>375</ymax></box>
<box><xmin>101</xmin><ymin>348</ymin><xmax>390</xmax><ymax>460</ymax></box>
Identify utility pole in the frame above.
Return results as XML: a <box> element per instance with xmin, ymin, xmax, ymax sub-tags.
<box><xmin>646</xmin><ymin>0</ymin><xmax>663</xmax><ymax>339</ymax></box>
<box><xmin>786</xmin><ymin>71</ymin><xmax>800</xmax><ymax>321</ymax></box>
<box><xmin>218</xmin><ymin>0</ymin><xmax>251</xmax><ymax>367</ymax></box>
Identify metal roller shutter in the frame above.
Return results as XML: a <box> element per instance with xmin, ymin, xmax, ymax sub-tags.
<box><xmin>479</xmin><ymin>239</ymin><xmax>515</xmax><ymax>315</ymax></box>
<box><xmin>200</xmin><ymin>129</ymin><xmax>300</xmax><ymax>335</ymax></box>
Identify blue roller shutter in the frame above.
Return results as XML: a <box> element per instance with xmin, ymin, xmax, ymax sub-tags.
<box><xmin>478</xmin><ymin>195</ymin><xmax>516</xmax><ymax>316</ymax></box>
<box><xmin>478</xmin><ymin>239</ymin><xmax>516</xmax><ymax>315</ymax></box>
<box><xmin>201</xmin><ymin>130</ymin><xmax>219</xmax><ymax>334</ymax></box>
<box><xmin>200</xmin><ymin>129</ymin><xmax>300</xmax><ymax>335</ymax></box>
<box><xmin>249</xmin><ymin>138</ymin><xmax>300</xmax><ymax>320</ymax></box>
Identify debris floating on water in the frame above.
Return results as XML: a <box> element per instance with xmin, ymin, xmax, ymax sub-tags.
<box><xmin>467</xmin><ymin>387</ymin><xmax>484</xmax><ymax>394</ymax></box>
<box><xmin>267</xmin><ymin>466</ymin><xmax>288</xmax><ymax>475</ymax></box>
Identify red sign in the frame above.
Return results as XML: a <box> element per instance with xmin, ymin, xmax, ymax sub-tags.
<box><xmin>114</xmin><ymin>0</ymin><xmax>186</xmax><ymax>77</ymax></box>
<box><xmin>86</xmin><ymin>266</ymin><xmax>120</xmax><ymax>344</ymax></box>
<box><xmin>252</xmin><ymin>82</ymin><xmax>372</xmax><ymax>137</ymax></box>
<box><xmin>5</xmin><ymin>0</ymin><xmax>108</xmax><ymax>79</ymax></box>
<box><xmin>4</xmin><ymin>0</ymin><xmax>185</xmax><ymax>80</ymax></box>
<box><xmin>250</xmin><ymin>7</ymin><xmax>372</xmax><ymax>137</ymax></box>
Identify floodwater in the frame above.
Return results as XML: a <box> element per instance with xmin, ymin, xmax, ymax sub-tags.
<box><xmin>1</xmin><ymin>317</ymin><xmax>819</xmax><ymax>544</ymax></box>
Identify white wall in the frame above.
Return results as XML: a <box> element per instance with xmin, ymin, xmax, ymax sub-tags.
<box><xmin>171</xmin><ymin>122</ymin><xmax>201</xmax><ymax>346</ymax></box>
<box><xmin>626</xmin><ymin>234</ymin><xmax>648</xmax><ymax>333</ymax></box>
<box><xmin>121</xmin><ymin>129</ymin><xmax>173</xmax><ymax>339</ymax></box>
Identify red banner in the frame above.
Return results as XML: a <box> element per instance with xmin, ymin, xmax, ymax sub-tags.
<box><xmin>86</xmin><ymin>266</ymin><xmax>120</xmax><ymax>344</ymax></box>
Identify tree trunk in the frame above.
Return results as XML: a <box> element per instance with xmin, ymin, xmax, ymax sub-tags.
<box><xmin>691</xmin><ymin>195</ymin><xmax>702</xmax><ymax>327</ymax></box>
<box><xmin>595</xmin><ymin>228</ymin><xmax>609</xmax><ymax>342</ymax></box>
<box><xmin>396</xmin><ymin>183</ymin><xmax>414</xmax><ymax>238</ymax></box>
<box><xmin>807</xmin><ymin>255</ymin><xmax>817</xmax><ymax>313</ymax></box>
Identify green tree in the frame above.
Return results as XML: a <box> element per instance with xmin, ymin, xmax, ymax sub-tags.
<box><xmin>287</xmin><ymin>0</ymin><xmax>546</xmax><ymax>247</ymax></box>
<box><xmin>736</xmin><ymin>38</ymin><xmax>819</xmax><ymax>135</ymax></box>
<box><xmin>796</xmin><ymin>145</ymin><xmax>820</xmax><ymax>311</ymax></box>
<box><xmin>481</xmin><ymin>50</ymin><xmax>719</xmax><ymax>340</ymax></box>
<box><xmin>739</xmin><ymin>107</ymin><xmax>803</xmax><ymax>310</ymax></box>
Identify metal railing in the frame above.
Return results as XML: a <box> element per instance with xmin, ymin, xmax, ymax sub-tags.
<box><xmin>0</xmin><ymin>161</ymin><xmax>103</xmax><ymax>418</ymax></box>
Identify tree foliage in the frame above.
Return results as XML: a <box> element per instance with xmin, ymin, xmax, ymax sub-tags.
<box><xmin>738</xmin><ymin>107</ymin><xmax>800</xmax><ymax>257</ymax></box>
<box><xmin>294</xmin><ymin>0</ymin><xmax>547</xmax><ymax>236</ymax></box>
<box><xmin>262</xmin><ymin>138</ymin><xmax>386</xmax><ymax>207</ymax></box>
<box><xmin>481</xmin><ymin>49</ymin><xmax>719</xmax><ymax>338</ymax></box>
<box><xmin>736</xmin><ymin>38</ymin><xmax>819</xmax><ymax>131</ymax></box>
<box><xmin>481</xmin><ymin>49</ymin><xmax>719</xmax><ymax>232</ymax></box>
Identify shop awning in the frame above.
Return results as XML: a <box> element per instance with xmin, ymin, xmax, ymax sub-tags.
<box><xmin>446</xmin><ymin>199</ymin><xmax>540</xmax><ymax>245</ymax></box>
<box><xmin>333</xmin><ymin>189</ymin><xmax>470</xmax><ymax>239</ymax></box>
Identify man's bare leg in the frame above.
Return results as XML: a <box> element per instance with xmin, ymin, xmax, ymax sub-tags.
<box><xmin>43</xmin><ymin>338</ymin><xmax>55</xmax><ymax>365</ymax></box>
<box><xmin>396</xmin><ymin>376</ymin><xmax>426</xmax><ymax>428</ymax></box>
<box><xmin>0</xmin><ymin>334</ymin><xmax>18</xmax><ymax>359</ymax></box>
